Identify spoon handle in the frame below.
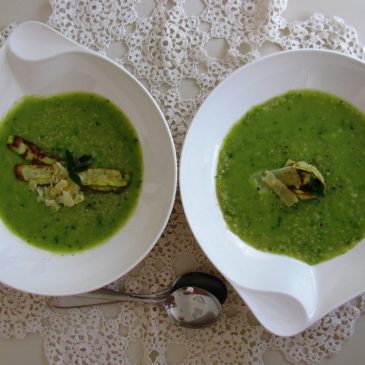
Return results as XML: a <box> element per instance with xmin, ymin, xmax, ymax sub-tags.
<box><xmin>48</xmin><ymin>288</ymin><xmax>169</xmax><ymax>308</ymax></box>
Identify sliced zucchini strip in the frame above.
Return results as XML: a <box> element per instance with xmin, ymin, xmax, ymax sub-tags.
<box><xmin>262</xmin><ymin>171</ymin><xmax>299</xmax><ymax>207</ymax></box>
<box><xmin>15</xmin><ymin>164</ymin><xmax>53</xmax><ymax>185</ymax></box>
<box><xmin>7</xmin><ymin>135</ymin><xmax>58</xmax><ymax>165</ymax></box>
<box><xmin>78</xmin><ymin>168</ymin><xmax>129</xmax><ymax>192</ymax></box>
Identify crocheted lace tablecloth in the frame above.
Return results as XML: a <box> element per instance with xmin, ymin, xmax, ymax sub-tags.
<box><xmin>1</xmin><ymin>1</ymin><xmax>365</xmax><ymax>364</ymax></box>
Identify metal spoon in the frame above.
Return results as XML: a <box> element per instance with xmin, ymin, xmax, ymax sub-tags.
<box><xmin>48</xmin><ymin>272</ymin><xmax>228</xmax><ymax>328</ymax></box>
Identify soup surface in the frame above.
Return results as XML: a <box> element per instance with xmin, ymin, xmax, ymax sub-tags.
<box><xmin>0</xmin><ymin>92</ymin><xmax>143</xmax><ymax>253</ymax></box>
<box><xmin>216</xmin><ymin>90</ymin><xmax>365</xmax><ymax>264</ymax></box>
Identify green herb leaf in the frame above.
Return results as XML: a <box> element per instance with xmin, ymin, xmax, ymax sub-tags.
<box><xmin>78</xmin><ymin>155</ymin><xmax>92</xmax><ymax>164</ymax></box>
<box><xmin>65</xmin><ymin>150</ymin><xmax>82</xmax><ymax>186</ymax></box>
<box><xmin>306</xmin><ymin>176</ymin><xmax>325</xmax><ymax>197</ymax></box>
<box><xmin>69</xmin><ymin>172</ymin><xmax>82</xmax><ymax>186</ymax></box>
<box><xmin>65</xmin><ymin>150</ymin><xmax>94</xmax><ymax>185</ymax></box>
<box><xmin>74</xmin><ymin>155</ymin><xmax>93</xmax><ymax>173</ymax></box>
<box><xmin>65</xmin><ymin>150</ymin><xmax>76</xmax><ymax>172</ymax></box>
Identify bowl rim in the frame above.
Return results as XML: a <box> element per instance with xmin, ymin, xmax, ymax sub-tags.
<box><xmin>0</xmin><ymin>21</ymin><xmax>177</xmax><ymax>296</ymax></box>
<box><xmin>179</xmin><ymin>48</ymin><xmax>365</xmax><ymax>335</ymax></box>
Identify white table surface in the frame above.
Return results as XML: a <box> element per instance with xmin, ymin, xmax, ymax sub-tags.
<box><xmin>1</xmin><ymin>0</ymin><xmax>365</xmax><ymax>364</ymax></box>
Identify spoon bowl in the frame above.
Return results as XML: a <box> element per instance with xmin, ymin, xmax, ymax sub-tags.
<box><xmin>163</xmin><ymin>286</ymin><xmax>223</xmax><ymax>328</ymax></box>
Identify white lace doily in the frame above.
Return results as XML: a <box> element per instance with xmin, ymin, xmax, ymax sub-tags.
<box><xmin>2</xmin><ymin>1</ymin><xmax>365</xmax><ymax>364</ymax></box>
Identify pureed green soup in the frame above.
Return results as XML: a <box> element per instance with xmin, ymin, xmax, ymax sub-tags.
<box><xmin>0</xmin><ymin>92</ymin><xmax>143</xmax><ymax>253</ymax></box>
<box><xmin>216</xmin><ymin>89</ymin><xmax>365</xmax><ymax>265</ymax></box>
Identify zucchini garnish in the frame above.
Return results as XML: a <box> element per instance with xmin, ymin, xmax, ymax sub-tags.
<box><xmin>8</xmin><ymin>136</ymin><xmax>131</xmax><ymax>209</ymax></box>
<box><xmin>15</xmin><ymin>164</ymin><xmax>53</xmax><ymax>185</ymax></box>
<box><xmin>15</xmin><ymin>163</ymin><xmax>84</xmax><ymax>210</ymax></box>
<box><xmin>65</xmin><ymin>150</ymin><xmax>90</xmax><ymax>186</ymax></box>
<box><xmin>7</xmin><ymin>135</ymin><xmax>59</xmax><ymax>165</ymax></box>
<box><xmin>78</xmin><ymin>168</ymin><xmax>129</xmax><ymax>192</ymax></box>
<box><xmin>262</xmin><ymin>160</ymin><xmax>325</xmax><ymax>207</ymax></box>
<box><xmin>64</xmin><ymin>150</ymin><xmax>128</xmax><ymax>191</ymax></box>
<box><xmin>262</xmin><ymin>171</ymin><xmax>299</xmax><ymax>207</ymax></box>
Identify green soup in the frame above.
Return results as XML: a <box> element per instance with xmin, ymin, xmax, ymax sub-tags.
<box><xmin>216</xmin><ymin>90</ymin><xmax>365</xmax><ymax>265</ymax></box>
<box><xmin>0</xmin><ymin>92</ymin><xmax>143</xmax><ymax>253</ymax></box>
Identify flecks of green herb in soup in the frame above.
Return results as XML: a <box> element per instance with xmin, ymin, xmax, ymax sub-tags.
<box><xmin>0</xmin><ymin>92</ymin><xmax>143</xmax><ymax>253</ymax></box>
<box><xmin>216</xmin><ymin>89</ymin><xmax>365</xmax><ymax>265</ymax></box>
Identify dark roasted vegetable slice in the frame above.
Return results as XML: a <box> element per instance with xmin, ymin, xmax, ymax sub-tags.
<box><xmin>15</xmin><ymin>164</ymin><xmax>53</xmax><ymax>185</ymax></box>
<box><xmin>83</xmin><ymin>185</ymin><xmax>126</xmax><ymax>192</ymax></box>
<box><xmin>78</xmin><ymin>168</ymin><xmax>129</xmax><ymax>192</ymax></box>
<box><xmin>7</xmin><ymin>136</ymin><xmax>58</xmax><ymax>165</ymax></box>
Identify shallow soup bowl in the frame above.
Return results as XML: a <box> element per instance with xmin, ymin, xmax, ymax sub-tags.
<box><xmin>180</xmin><ymin>49</ymin><xmax>365</xmax><ymax>336</ymax></box>
<box><xmin>0</xmin><ymin>22</ymin><xmax>176</xmax><ymax>296</ymax></box>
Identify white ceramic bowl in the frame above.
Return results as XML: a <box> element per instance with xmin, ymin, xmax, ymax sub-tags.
<box><xmin>180</xmin><ymin>49</ymin><xmax>365</xmax><ymax>336</ymax></box>
<box><xmin>0</xmin><ymin>22</ymin><xmax>176</xmax><ymax>296</ymax></box>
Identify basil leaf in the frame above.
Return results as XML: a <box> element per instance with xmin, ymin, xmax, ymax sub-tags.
<box><xmin>65</xmin><ymin>150</ymin><xmax>76</xmax><ymax>173</ymax></box>
<box><xmin>306</xmin><ymin>176</ymin><xmax>325</xmax><ymax>197</ymax></box>
<box><xmin>78</xmin><ymin>155</ymin><xmax>92</xmax><ymax>164</ymax></box>
<box><xmin>69</xmin><ymin>172</ymin><xmax>82</xmax><ymax>186</ymax></box>
<box><xmin>65</xmin><ymin>150</ymin><xmax>93</xmax><ymax>183</ymax></box>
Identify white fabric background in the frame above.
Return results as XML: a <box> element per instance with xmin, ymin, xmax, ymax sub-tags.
<box><xmin>1</xmin><ymin>1</ymin><xmax>365</xmax><ymax>364</ymax></box>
